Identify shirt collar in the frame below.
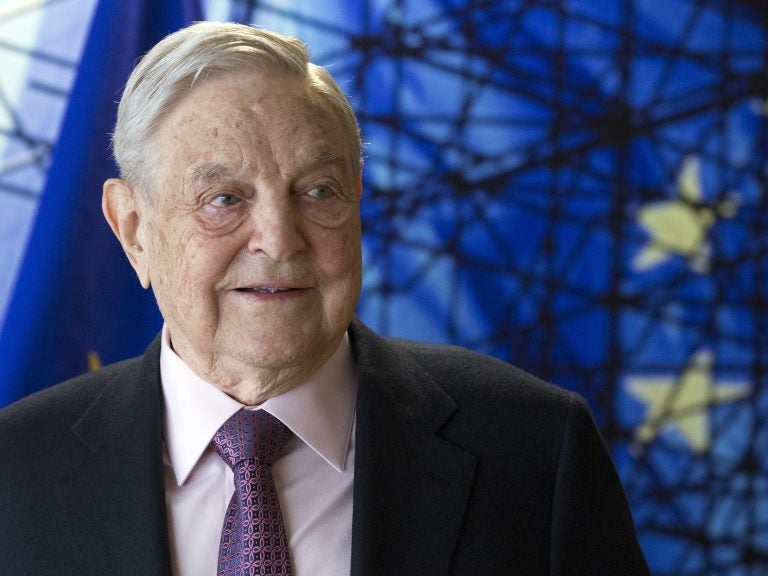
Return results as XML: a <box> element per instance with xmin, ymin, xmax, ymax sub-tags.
<box><xmin>160</xmin><ymin>325</ymin><xmax>356</xmax><ymax>486</ymax></box>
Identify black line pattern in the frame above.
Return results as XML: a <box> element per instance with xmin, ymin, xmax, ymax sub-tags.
<box><xmin>0</xmin><ymin>0</ymin><xmax>82</xmax><ymax>202</ymax></box>
<box><xmin>0</xmin><ymin>0</ymin><xmax>765</xmax><ymax>573</ymax></box>
<box><xmin>0</xmin><ymin>0</ymin><xmax>91</xmax><ymax>321</ymax></box>
<box><xmin>228</xmin><ymin>2</ymin><xmax>768</xmax><ymax>573</ymax></box>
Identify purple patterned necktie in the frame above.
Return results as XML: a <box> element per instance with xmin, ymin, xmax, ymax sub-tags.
<box><xmin>212</xmin><ymin>409</ymin><xmax>293</xmax><ymax>575</ymax></box>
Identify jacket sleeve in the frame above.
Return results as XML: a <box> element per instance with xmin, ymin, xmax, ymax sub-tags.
<box><xmin>549</xmin><ymin>393</ymin><xmax>651</xmax><ymax>576</ymax></box>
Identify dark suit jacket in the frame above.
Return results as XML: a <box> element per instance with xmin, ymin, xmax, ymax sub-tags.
<box><xmin>0</xmin><ymin>319</ymin><xmax>649</xmax><ymax>575</ymax></box>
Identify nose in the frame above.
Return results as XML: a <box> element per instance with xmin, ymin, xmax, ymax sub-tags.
<box><xmin>246</xmin><ymin>192</ymin><xmax>306</xmax><ymax>261</ymax></box>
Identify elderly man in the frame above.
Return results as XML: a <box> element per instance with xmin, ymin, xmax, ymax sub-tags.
<box><xmin>0</xmin><ymin>21</ymin><xmax>649</xmax><ymax>576</ymax></box>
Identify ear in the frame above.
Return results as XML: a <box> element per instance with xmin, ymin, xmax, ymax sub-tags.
<box><xmin>102</xmin><ymin>178</ymin><xmax>151</xmax><ymax>289</ymax></box>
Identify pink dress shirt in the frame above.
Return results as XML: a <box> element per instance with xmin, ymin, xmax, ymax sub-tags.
<box><xmin>160</xmin><ymin>326</ymin><xmax>356</xmax><ymax>576</ymax></box>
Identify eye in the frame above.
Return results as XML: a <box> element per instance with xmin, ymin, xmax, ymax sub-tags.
<box><xmin>208</xmin><ymin>193</ymin><xmax>241</xmax><ymax>208</ymax></box>
<box><xmin>298</xmin><ymin>182</ymin><xmax>356</xmax><ymax>228</ymax></box>
<box><xmin>305</xmin><ymin>185</ymin><xmax>336</xmax><ymax>200</ymax></box>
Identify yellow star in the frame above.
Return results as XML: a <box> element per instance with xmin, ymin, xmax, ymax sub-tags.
<box><xmin>632</xmin><ymin>156</ymin><xmax>736</xmax><ymax>273</ymax></box>
<box><xmin>626</xmin><ymin>350</ymin><xmax>750</xmax><ymax>453</ymax></box>
<box><xmin>87</xmin><ymin>351</ymin><xmax>102</xmax><ymax>372</ymax></box>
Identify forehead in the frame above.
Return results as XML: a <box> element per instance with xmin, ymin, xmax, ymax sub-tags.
<box><xmin>153</xmin><ymin>72</ymin><xmax>351</xmax><ymax>177</ymax></box>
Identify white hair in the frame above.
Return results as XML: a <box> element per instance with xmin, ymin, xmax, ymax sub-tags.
<box><xmin>112</xmin><ymin>21</ymin><xmax>362</xmax><ymax>201</ymax></box>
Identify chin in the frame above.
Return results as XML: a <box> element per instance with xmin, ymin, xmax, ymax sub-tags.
<box><xmin>223</xmin><ymin>314</ymin><xmax>347</xmax><ymax>367</ymax></box>
<box><xmin>230</xmin><ymin>332</ymin><xmax>321</xmax><ymax>368</ymax></box>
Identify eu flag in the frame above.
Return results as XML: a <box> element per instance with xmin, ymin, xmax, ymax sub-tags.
<box><xmin>0</xmin><ymin>0</ymin><xmax>202</xmax><ymax>406</ymax></box>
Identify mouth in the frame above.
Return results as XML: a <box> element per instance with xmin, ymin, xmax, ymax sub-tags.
<box><xmin>235</xmin><ymin>286</ymin><xmax>299</xmax><ymax>294</ymax></box>
<box><xmin>231</xmin><ymin>284</ymin><xmax>310</xmax><ymax>300</ymax></box>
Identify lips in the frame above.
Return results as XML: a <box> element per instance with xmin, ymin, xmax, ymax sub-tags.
<box><xmin>236</xmin><ymin>287</ymin><xmax>294</xmax><ymax>294</ymax></box>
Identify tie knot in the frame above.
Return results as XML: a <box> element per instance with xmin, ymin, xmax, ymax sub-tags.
<box><xmin>212</xmin><ymin>409</ymin><xmax>291</xmax><ymax>469</ymax></box>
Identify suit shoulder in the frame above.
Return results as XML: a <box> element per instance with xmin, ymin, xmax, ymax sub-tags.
<box><xmin>391</xmin><ymin>336</ymin><xmax>573</xmax><ymax>407</ymax></box>
<box><xmin>0</xmin><ymin>356</ymin><xmax>144</xmax><ymax>436</ymax></box>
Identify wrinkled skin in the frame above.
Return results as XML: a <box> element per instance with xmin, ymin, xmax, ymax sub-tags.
<box><xmin>103</xmin><ymin>72</ymin><xmax>362</xmax><ymax>404</ymax></box>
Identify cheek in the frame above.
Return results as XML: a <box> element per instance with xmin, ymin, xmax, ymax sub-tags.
<box><xmin>316</xmin><ymin>221</ymin><xmax>362</xmax><ymax>285</ymax></box>
<box><xmin>180</xmin><ymin>234</ymin><xmax>237</xmax><ymax>289</ymax></box>
<box><xmin>150</xmin><ymin>225</ymin><xmax>226</xmax><ymax>302</ymax></box>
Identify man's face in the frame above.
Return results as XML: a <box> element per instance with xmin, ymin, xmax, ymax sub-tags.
<box><xmin>130</xmin><ymin>72</ymin><xmax>362</xmax><ymax>401</ymax></box>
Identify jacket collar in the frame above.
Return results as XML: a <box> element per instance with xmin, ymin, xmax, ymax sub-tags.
<box><xmin>58</xmin><ymin>335</ymin><xmax>172</xmax><ymax>576</ymax></box>
<box><xmin>349</xmin><ymin>319</ymin><xmax>477</xmax><ymax>575</ymax></box>
<box><xmin>56</xmin><ymin>319</ymin><xmax>476</xmax><ymax>576</ymax></box>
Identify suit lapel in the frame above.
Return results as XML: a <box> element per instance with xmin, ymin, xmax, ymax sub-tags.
<box><xmin>55</xmin><ymin>338</ymin><xmax>172</xmax><ymax>576</ymax></box>
<box><xmin>51</xmin><ymin>323</ymin><xmax>474</xmax><ymax>575</ymax></box>
<box><xmin>349</xmin><ymin>321</ymin><xmax>477</xmax><ymax>576</ymax></box>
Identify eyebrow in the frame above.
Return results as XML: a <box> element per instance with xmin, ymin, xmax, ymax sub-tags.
<box><xmin>309</xmin><ymin>149</ymin><xmax>344</xmax><ymax>165</ymax></box>
<box><xmin>183</xmin><ymin>150</ymin><xmax>348</xmax><ymax>189</ymax></box>
<box><xmin>303</xmin><ymin>149</ymin><xmax>349</xmax><ymax>174</ymax></box>
<box><xmin>184</xmin><ymin>162</ymin><xmax>233</xmax><ymax>188</ymax></box>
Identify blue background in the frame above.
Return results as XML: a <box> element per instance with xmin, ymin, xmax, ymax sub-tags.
<box><xmin>0</xmin><ymin>1</ymin><xmax>766</xmax><ymax>573</ymax></box>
